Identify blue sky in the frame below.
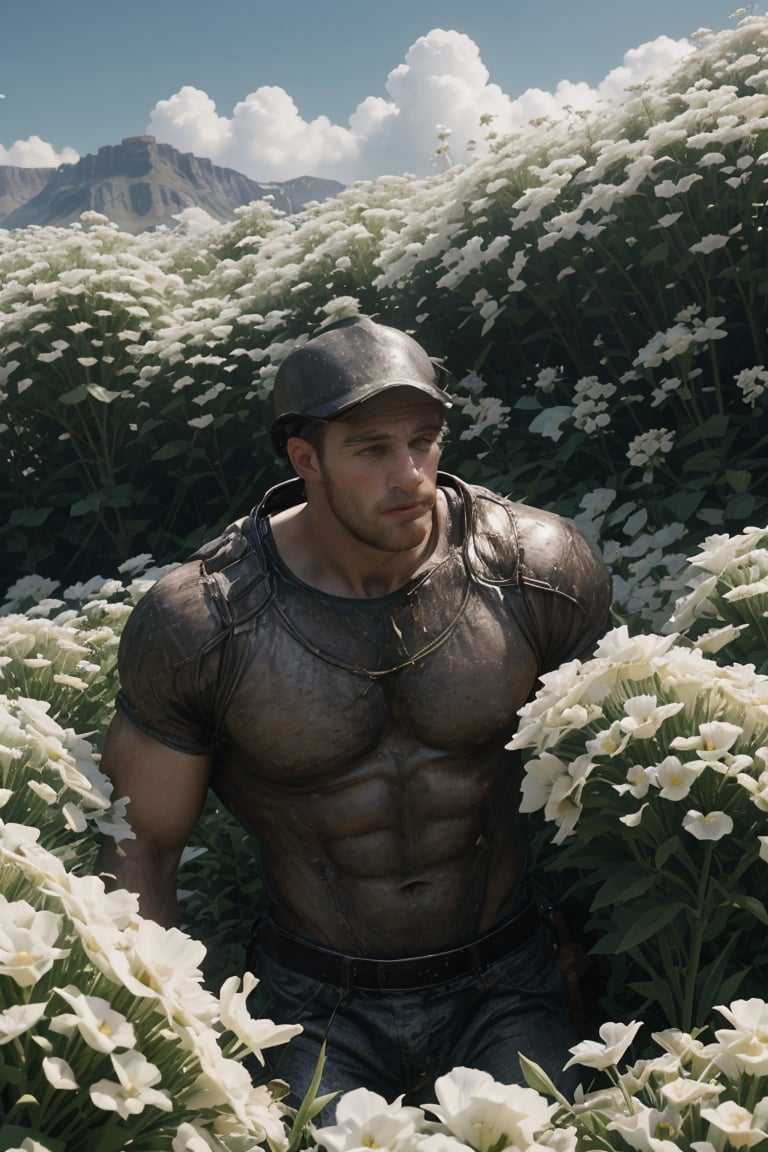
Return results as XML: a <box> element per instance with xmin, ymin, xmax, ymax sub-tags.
<box><xmin>0</xmin><ymin>0</ymin><xmax>753</xmax><ymax>182</ymax></box>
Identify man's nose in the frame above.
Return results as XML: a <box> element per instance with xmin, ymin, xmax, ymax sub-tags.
<box><xmin>389</xmin><ymin>447</ymin><xmax>423</xmax><ymax>489</ymax></box>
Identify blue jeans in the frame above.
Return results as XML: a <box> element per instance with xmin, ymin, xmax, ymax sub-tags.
<box><xmin>249</xmin><ymin>922</ymin><xmax>580</xmax><ymax>1120</ymax></box>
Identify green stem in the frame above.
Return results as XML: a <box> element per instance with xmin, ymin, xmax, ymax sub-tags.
<box><xmin>681</xmin><ymin>840</ymin><xmax>714</xmax><ymax>1033</ymax></box>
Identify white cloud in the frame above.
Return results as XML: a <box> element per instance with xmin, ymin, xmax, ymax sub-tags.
<box><xmin>0</xmin><ymin>134</ymin><xmax>79</xmax><ymax>168</ymax></box>
<box><xmin>144</xmin><ymin>29</ymin><xmax>696</xmax><ymax>183</ymax></box>
<box><xmin>597</xmin><ymin>34</ymin><xmax>695</xmax><ymax>101</ymax></box>
<box><xmin>0</xmin><ymin>30</ymin><xmax>696</xmax><ymax>181</ymax></box>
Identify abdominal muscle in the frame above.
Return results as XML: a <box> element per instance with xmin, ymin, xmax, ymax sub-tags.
<box><xmin>213</xmin><ymin>735</ymin><xmax>525</xmax><ymax>957</ymax></box>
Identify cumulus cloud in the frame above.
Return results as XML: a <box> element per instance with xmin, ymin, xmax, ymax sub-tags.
<box><xmin>0</xmin><ymin>134</ymin><xmax>79</xmax><ymax>168</ymax></box>
<box><xmin>1</xmin><ymin>29</ymin><xmax>696</xmax><ymax>179</ymax></box>
<box><xmin>145</xmin><ymin>29</ymin><xmax>695</xmax><ymax>183</ymax></box>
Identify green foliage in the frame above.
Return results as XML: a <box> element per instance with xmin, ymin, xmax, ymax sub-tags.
<box><xmin>4</xmin><ymin>11</ymin><xmax>768</xmax><ymax>1073</ymax></box>
<box><xmin>2</xmin><ymin>17</ymin><xmax>768</xmax><ymax>604</ymax></box>
<box><xmin>178</xmin><ymin>795</ymin><xmax>263</xmax><ymax>991</ymax></box>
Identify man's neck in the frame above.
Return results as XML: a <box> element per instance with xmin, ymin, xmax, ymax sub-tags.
<box><xmin>270</xmin><ymin>492</ymin><xmax>448</xmax><ymax>599</ymax></box>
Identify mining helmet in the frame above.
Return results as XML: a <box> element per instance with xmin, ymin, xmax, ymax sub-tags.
<box><xmin>270</xmin><ymin>315</ymin><xmax>452</xmax><ymax>456</ymax></box>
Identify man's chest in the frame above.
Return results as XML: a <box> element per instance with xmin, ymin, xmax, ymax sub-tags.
<box><xmin>219</xmin><ymin>581</ymin><xmax>540</xmax><ymax>781</ymax></box>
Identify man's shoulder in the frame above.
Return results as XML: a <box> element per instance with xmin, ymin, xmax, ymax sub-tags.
<box><xmin>444</xmin><ymin>474</ymin><xmax>609</xmax><ymax>607</ymax></box>
<box><xmin>122</xmin><ymin>515</ymin><xmax>271</xmax><ymax>666</ymax></box>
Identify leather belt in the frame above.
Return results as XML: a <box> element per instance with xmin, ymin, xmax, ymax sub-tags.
<box><xmin>259</xmin><ymin>894</ymin><xmax>543</xmax><ymax>991</ymax></box>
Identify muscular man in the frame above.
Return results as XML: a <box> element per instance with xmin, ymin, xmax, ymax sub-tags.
<box><xmin>95</xmin><ymin>315</ymin><xmax>612</xmax><ymax>1109</ymax></box>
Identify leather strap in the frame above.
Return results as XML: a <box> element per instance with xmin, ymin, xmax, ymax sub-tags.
<box><xmin>259</xmin><ymin>895</ymin><xmax>543</xmax><ymax>990</ymax></box>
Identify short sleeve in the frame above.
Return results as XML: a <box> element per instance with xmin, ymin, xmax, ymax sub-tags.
<box><xmin>115</xmin><ymin>562</ymin><xmax>224</xmax><ymax>754</ymax></box>
<box><xmin>513</xmin><ymin>507</ymin><xmax>613</xmax><ymax>674</ymax></box>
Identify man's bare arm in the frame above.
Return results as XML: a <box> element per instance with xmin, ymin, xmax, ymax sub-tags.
<box><xmin>94</xmin><ymin>711</ymin><xmax>213</xmax><ymax>927</ymax></box>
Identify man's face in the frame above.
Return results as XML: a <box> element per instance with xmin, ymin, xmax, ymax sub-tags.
<box><xmin>314</xmin><ymin>388</ymin><xmax>445</xmax><ymax>555</ymax></box>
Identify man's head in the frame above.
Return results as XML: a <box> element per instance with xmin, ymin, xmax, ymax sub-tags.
<box><xmin>270</xmin><ymin>315</ymin><xmax>452</xmax><ymax>457</ymax></box>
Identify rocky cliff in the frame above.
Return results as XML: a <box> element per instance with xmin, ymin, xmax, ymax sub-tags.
<box><xmin>0</xmin><ymin>165</ymin><xmax>55</xmax><ymax>220</ymax></box>
<box><xmin>0</xmin><ymin>137</ymin><xmax>343</xmax><ymax>233</ymax></box>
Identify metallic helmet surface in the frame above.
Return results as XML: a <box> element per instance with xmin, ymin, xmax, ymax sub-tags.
<box><xmin>270</xmin><ymin>315</ymin><xmax>452</xmax><ymax>455</ymax></box>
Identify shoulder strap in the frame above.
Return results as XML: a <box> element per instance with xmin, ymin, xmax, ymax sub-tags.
<box><xmin>440</xmin><ymin>473</ymin><xmax>521</xmax><ymax>587</ymax></box>
<box><xmin>185</xmin><ymin>481</ymin><xmax>304</xmax><ymax>631</ymax></box>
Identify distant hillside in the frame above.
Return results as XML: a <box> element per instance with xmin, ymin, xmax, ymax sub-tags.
<box><xmin>0</xmin><ymin>136</ymin><xmax>344</xmax><ymax>233</ymax></box>
<box><xmin>0</xmin><ymin>165</ymin><xmax>55</xmax><ymax>219</ymax></box>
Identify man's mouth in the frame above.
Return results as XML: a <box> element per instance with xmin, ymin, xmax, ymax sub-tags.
<box><xmin>381</xmin><ymin>499</ymin><xmax>431</xmax><ymax>520</ymax></box>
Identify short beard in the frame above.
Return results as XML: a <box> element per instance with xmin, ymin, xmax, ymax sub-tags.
<box><xmin>319</xmin><ymin>466</ymin><xmax>435</xmax><ymax>555</ymax></box>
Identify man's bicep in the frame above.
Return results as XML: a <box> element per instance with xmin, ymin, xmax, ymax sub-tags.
<box><xmin>101</xmin><ymin>710</ymin><xmax>212</xmax><ymax>853</ymax></box>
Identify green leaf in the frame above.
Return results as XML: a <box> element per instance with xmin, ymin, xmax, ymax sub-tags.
<box><xmin>729</xmin><ymin>893</ymin><xmax>768</xmax><ymax>926</ymax></box>
<box><xmin>654</xmin><ymin>837</ymin><xmax>680</xmax><ymax>869</ymax></box>
<box><xmin>519</xmin><ymin>1052</ymin><xmax>569</xmax><ymax>1105</ymax></box>
<box><xmin>0</xmin><ymin>1128</ymin><xmax>65</xmax><ymax>1152</ymax></box>
<box><xmin>286</xmin><ymin>1040</ymin><xmax>333</xmax><ymax>1152</ymax></box>
<box><xmin>698</xmin><ymin>506</ymin><xmax>726</xmax><ymax>527</ymax></box>
<box><xmin>662</xmin><ymin>488</ymin><xmax>704</xmax><ymax>521</ymax></box>
<box><xmin>641</xmin><ymin>241</ymin><xmax>669</xmax><ymax>266</ymax></box>
<box><xmin>8</xmin><ymin>506</ymin><xmax>52</xmax><ymax>527</ymax></box>
<box><xmin>0</xmin><ymin>1062</ymin><xmax>23</xmax><ymax>1087</ymax></box>
<box><xmin>614</xmin><ymin>902</ymin><xmax>685</xmax><ymax>952</ymax></box>
<box><xmin>70</xmin><ymin>492</ymin><xmax>102</xmax><ymax>516</ymax></box>
<box><xmin>711</xmin><ymin>966</ymin><xmax>751</xmax><ymax>1007</ymax></box>
<box><xmin>676</xmin><ymin>414</ymin><xmax>730</xmax><ymax>448</ymax></box>
<box><xmin>628</xmin><ymin>978</ymin><xmax>677</xmax><ymax>1023</ymax></box>
<box><xmin>726</xmin><ymin>469</ymin><xmax>752</xmax><ymax>494</ymax></box>
<box><xmin>726</xmin><ymin>492</ymin><xmax>756</xmax><ymax>520</ymax></box>
<box><xmin>591</xmin><ymin>870</ymin><xmax>656</xmax><ymax>912</ymax></box>
<box><xmin>151</xmin><ymin>439</ymin><xmax>191</xmax><ymax>461</ymax></box>
<box><xmin>58</xmin><ymin>383</ymin><xmax>89</xmax><ymax>405</ymax></box>
<box><xmin>82</xmin><ymin>1126</ymin><xmax>130</xmax><ymax>1152</ymax></box>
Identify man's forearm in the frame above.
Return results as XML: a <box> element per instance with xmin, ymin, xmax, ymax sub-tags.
<box><xmin>94</xmin><ymin>842</ymin><xmax>181</xmax><ymax>928</ymax></box>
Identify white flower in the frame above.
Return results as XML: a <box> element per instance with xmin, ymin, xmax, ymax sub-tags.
<box><xmin>615</xmin><ymin>764</ymin><xmax>655</xmax><ymax>800</ymax></box>
<box><xmin>661</xmin><ymin>1076</ymin><xmax>723</xmax><ymax>1106</ymax></box>
<box><xmin>90</xmin><ymin>1049</ymin><xmax>173</xmax><ymax>1119</ymax></box>
<box><xmin>627</xmin><ymin>429</ymin><xmax>675</xmax><ymax>469</ymax></box>
<box><xmin>655</xmin><ymin>756</ymin><xmax>703</xmax><ymax>801</ymax></box>
<box><xmin>587</xmin><ymin>720</ymin><xmax>630</xmax><ymax>758</ymax></box>
<box><xmin>519</xmin><ymin>752</ymin><xmax>571</xmax><ymax>813</ymax></box>
<box><xmin>619</xmin><ymin>696</ymin><xmax>685</xmax><ymax>740</ymax></box>
<box><xmin>671</xmin><ymin>722</ymin><xmax>742</xmax><ymax>760</ymax></box>
<box><xmin>689</xmin><ymin>234</ymin><xmax>730</xmax><ymax>254</ymax></box>
<box><xmin>315</xmin><ymin>1087</ymin><xmax>424</xmax><ymax>1152</ymax></box>
<box><xmin>49</xmin><ymin>986</ymin><xmax>137</xmax><ymax>1052</ymax></box>
<box><xmin>734</xmin><ymin>366</ymin><xmax>768</xmax><ymax>405</ymax></box>
<box><xmin>713</xmin><ymin>998</ymin><xmax>768</xmax><ymax>1076</ymax></box>
<box><xmin>692</xmin><ymin>315</ymin><xmax>727</xmax><ymax>342</ymax></box>
<box><xmin>654</xmin><ymin>173</ymin><xmax>703</xmax><ymax>198</ymax></box>
<box><xmin>173</xmin><ymin>1123</ymin><xmax>219</xmax><ymax>1152</ymax></box>
<box><xmin>700</xmin><ymin>1099</ymin><xmax>768</xmax><ymax>1148</ymax></box>
<box><xmin>0</xmin><ymin>1001</ymin><xmax>48</xmax><ymax>1043</ymax></box>
<box><xmin>0</xmin><ymin>899</ymin><xmax>69</xmax><ymax>986</ymax></box>
<box><xmin>116</xmin><ymin>552</ymin><xmax>155</xmax><ymax>574</ymax></box>
<box><xmin>682</xmin><ymin>810</ymin><xmax>733</xmax><ymax>841</ymax></box>
<box><xmin>736</xmin><ymin>770</ymin><xmax>768</xmax><ymax>812</ymax></box>
<box><xmin>608</xmin><ymin>1101</ymin><xmax>682</xmax><ymax>1152</ymax></box>
<box><xmin>565</xmin><ymin>1019</ymin><xmax>644</xmax><ymax>1070</ymax></box>
<box><xmin>534</xmin><ymin>366</ymin><xmax>562</xmax><ymax>393</ymax></box>
<box><xmin>218</xmin><ymin>972</ymin><xmax>302</xmax><ymax>1062</ymax></box>
<box><xmin>426</xmin><ymin>1066</ymin><xmax>556</xmax><ymax>1152</ymax></box>
<box><xmin>42</xmin><ymin>1055</ymin><xmax>79</xmax><ymax>1090</ymax></box>
<box><xmin>620</xmin><ymin>803</ymin><xmax>649</xmax><ymax>828</ymax></box>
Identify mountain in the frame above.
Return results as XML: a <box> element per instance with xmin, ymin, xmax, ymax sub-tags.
<box><xmin>0</xmin><ymin>136</ymin><xmax>344</xmax><ymax>233</ymax></box>
<box><xmin>0</xmin><ymin>165</ymin><xmax>55</xmax><ymax>220</ymax></box>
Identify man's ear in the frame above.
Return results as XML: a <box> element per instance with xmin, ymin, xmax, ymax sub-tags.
<box><xmin>286</xmin><ymin>437</ymin><xmax>322</xmax><ymax>485</ymax></box>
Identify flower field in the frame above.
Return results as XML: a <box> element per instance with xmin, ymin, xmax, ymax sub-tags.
<box><xmin>2</xmin><ymin>11</ymin><xmax>768</xmax><ymax>1151</ymax></box>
